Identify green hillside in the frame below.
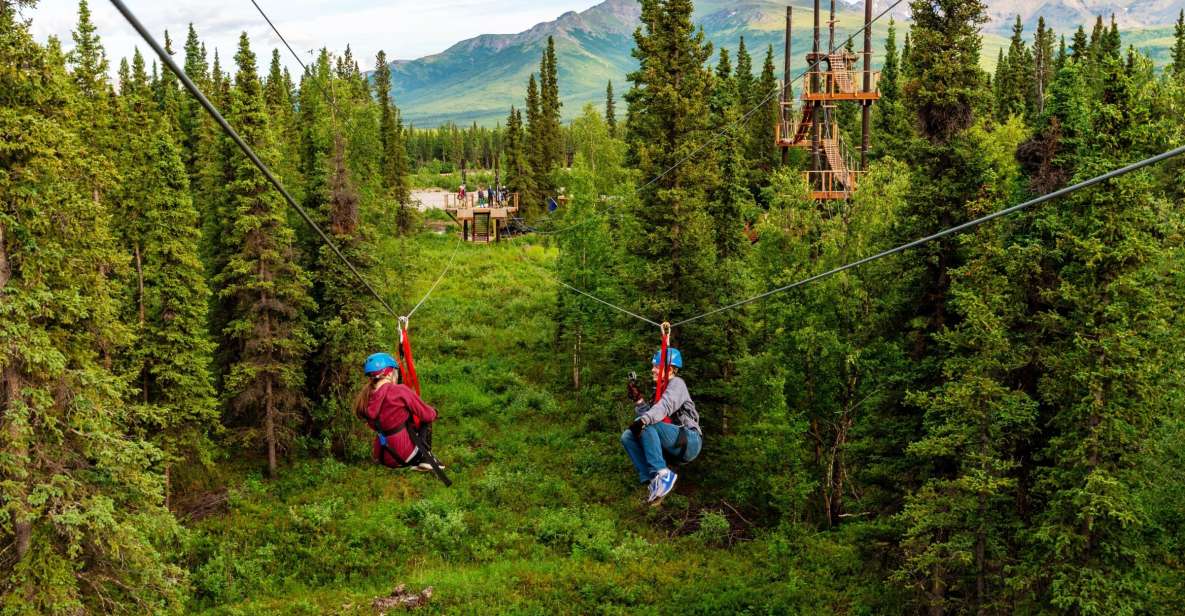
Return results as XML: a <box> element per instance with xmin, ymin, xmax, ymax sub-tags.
<box><xmin>386</xmin><ymin>0</ymin><xmax>1175</xmax><ymax>127</ymax></box>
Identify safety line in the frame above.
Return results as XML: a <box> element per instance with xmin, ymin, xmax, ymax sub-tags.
<box><xmin>109</xmin><ymin>0</ymin><xmax>400</xmax><ymax>319</ymax></box>
<box><xmin>249</xmin><ymin>0</ymin><xmax>344</xmax><ymax>122</ymax></box>
<box><xmin>671</xmin><ymin>143</ymin><xmax>1185</xmax><ymax>327</ymax></box>
<box><xmin>249</xmin><ymin>0</ymin><xmax>464</xmax><ymax>321</ymax></box>
<box><xmin>406</xmin><ymin>238</ymin><xmax>464</xmax><ymax>318</ymax></box>
<box><xmin>511</xmin><ymin>247</ymin><xmax>661</xmax><ymax>327</ymax></box>
<box><xmin>556</xmin><ymin>280</ymin><xmax>662</xmax><ymax>327</ymax></box>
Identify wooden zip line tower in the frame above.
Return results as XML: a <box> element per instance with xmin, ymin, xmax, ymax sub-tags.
<box><xmin>776</xmin><ymin>0</ymin><xmax>880</xmax><ymax>200</ymax></box>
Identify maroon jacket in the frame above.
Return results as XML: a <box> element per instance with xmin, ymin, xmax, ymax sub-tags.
<box><xmin>365</xmin><ymin>382</ymin><xmax>438</xmax><ymax>466</ymax></box>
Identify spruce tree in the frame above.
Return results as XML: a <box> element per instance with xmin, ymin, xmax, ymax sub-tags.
<box><xmin>1173</xmin><ymin>10</ymin><xmax>1185</xmax><ymax>77</ymax></box>
<box><xmin>113</xmin><ymin>51</ymin><xmax>219</xmax><ymax>492</ymax></box>
<box><xmin>893</xmin><ymin>3</ymin><xmax>993</xmax><ymax>606</ymax></box>
<box><xmin>180</xmin><ymin>24</ymin><xmax>209</xmax><ymax>182</ymax></box>
<box><xmin>374</xmin><ymin>50</ymin><xmax>413</xmax><ymax>233</ymax></box>
<box><xmin>1102</xmin><ymin>14</ymin><xmax>1121</xmax><ymax>60</ymax></box>
<box><xmin>155</xmin><ymin>30</ymin><xmax>182</xmax><ymax>132</ymax></box>
<box><xmin>995</xmin><ymin>15</ymin><xmax>1032</xmax><ymax>121</ymax></box>
<box><xmin>711</xmin><ymin>47</ymin><xmax>734</xmax><ymax>122</ymax></box>
<box><xmin>308</xmin><ymin>134</ymin><xmax>377</xmax><ymax>457</ymax></box>
<box><xmin>218</xmin><ymin>33</ymin><xmax>313</xmax><ymax>478</ymax></box>
<box><xmin>605</xmin><ymin>80</ymin><xmax>617</xmax><ymax>137</ymax></box>
<box><xmin>1071</xmin><ymin>25</ymin><xmax>1089</xmax><ymax>61</ymax></box>
<box><xmin>68</xmin><ymin>0</ymin><xmax>108</xmax><ymax>100</ymax></box>
<box><xmin>734</xmin><ymin>36</ymin><xmax>754</xmax><ymax>108</ymax></box>
<box><xmin>524</xmin><ymin>72</ymin><xmax>545</xmax><ymax>215</ymax></box>
<box><xmin>1</xmin><ymin>7</ymin><xmax>186</xmax><ymax>609</ymax></box>
<box><xmin>524</xmin><ymin>37</ymin><xmax>563</xmax><ymax>214</ymax></box>
<box><xmin>555</xmin><ymin>105</ymin><xmax>628</xmax><ymax>394</ymax></box>
<box><xmin>505</xmin><ymin>106</ymin><xmax>536</xmax><ymax>203</ymax></box>
<box><xmin>893</xmin><ymin>117</ymin><xmax>1030</xmax><ymax>614</ymax></box>
<box><xmin>540</xmin><ymin>36</ymin><xmax>564</xmax><ymax>171</ymax></box>
<box><xmin>874</xmin><ymin>19</ymin><xmax>912</xmax><ymax>158</ymax></box>
<box><xmin>622</xmin><ymin>0</ymin><xmax>721</xmax><ymax>414</ymax></box>
<box><xmin>1033</xmin><ymin>16</ymin><xmax>1055</xmax><ymax>116</ymax></box>
<box><xmin>906</xmin><ymin>0</ymin><xmax>988</xmax><ymax>141</ymax></box>
<box><xmin>1021</xmin><ymin>52</ymin><xmax>1181</xmax><ymax>615</ymax></box>
<box><xmin>1089</xmin><ymin>15</ymin><xmax>1105</xmax><ymax>60</ymax></box>
<box><xmin>263</xmin><ymin>48</ymin><xmax>302</xmax><ymax>203</ymax></box>
<box><xmin>750</xmin><ymin>46</ymin><xmax>781</xmax><ymax>177</ymax></box>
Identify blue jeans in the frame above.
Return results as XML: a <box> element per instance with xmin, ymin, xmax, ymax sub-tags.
<box><xmin>620</xmin><ymin>423</ymin><xmax>702</xmax><ymax>483</ymax></box>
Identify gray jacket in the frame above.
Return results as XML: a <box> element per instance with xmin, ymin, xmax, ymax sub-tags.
<box><xmin>635</xmin><ymin>376</ymin><xmax>701</xmax><ymax>434</ymax></box>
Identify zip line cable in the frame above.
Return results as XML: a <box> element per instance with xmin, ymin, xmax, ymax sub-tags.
<box><xmin>671</xmin><ymin>143</ymin><xmax>1185</xmax><ymax>328</ymax></box>
<box><xmin>248</xmin><ymin>0</ymin><xmax>344</xmax><ymax>123</ymax></box>
<box><xmin>406</xmin><ymin>239</ymin><xmax>464</xmax><ymax>318</ymax></box>
<box><xmin>513</xmin><ymin>251</ymin><xmax>662</xmax><ymax>327</ymax></box>
<box><xmin>109</xmin><ymin>0</ymin><xmax>400</xmax><ymax>320</ymax></box>
<box><xmin>247</xmin><ymin>0</ymin><xmax>462</xmax><ymax>320</ymax></box>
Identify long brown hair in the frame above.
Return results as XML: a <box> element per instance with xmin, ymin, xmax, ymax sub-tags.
<box><xmin>354</xmin><ymin>377</ymin><xmax>378</xmax><ymax>421</ymax></box>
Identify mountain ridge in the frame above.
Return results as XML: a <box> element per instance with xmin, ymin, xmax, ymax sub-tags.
<box><xmin>381</xmin><ymin>0</ymin><xmax>1180</xmax><ymax>127</ymax></box>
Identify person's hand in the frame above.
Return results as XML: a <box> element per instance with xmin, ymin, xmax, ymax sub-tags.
<box><xmin>629</xmin><ymin>417</ymin><xmax>645</xmax><ymax>438</ymax></box>
<box><xmin>626</xmin><ymin>380</ymin><xmax>643</xmax><ymax>403</ymax></box>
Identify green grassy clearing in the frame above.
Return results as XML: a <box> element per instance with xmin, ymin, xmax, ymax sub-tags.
<box><xmin>185</xmin><ymin>232</ymin><xmax>872</xmax><ymax>615</ymax></box>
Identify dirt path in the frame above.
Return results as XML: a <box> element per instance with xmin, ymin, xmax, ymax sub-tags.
<box><xmin>411</xmin><ymin>189</ymin><xmax>450</xmax><ymax>211</ymax></box>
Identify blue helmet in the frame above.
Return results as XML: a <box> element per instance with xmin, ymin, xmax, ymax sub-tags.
<box><xmin>363</xmin><ymin>352</ymin><xmax>398</xmax><ymax>376</ymax></box>
<box><xmin>651</xmin><ymin>347</ymin><xmax>683</xmax><ymax>368</ymax></box>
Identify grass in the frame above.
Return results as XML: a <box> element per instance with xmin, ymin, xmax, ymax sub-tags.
<box><xmin>184</xmin><ymin>230</ymin><xmax>872</xmax><ymax>614</ymax></box>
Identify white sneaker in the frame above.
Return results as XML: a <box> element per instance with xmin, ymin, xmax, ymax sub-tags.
<box><xmin>647</xmin><ymin>469</ymin><xmax>677</xmax><ymax>506</ymax></box>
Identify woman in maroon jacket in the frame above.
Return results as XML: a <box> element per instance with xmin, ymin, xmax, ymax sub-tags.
<box><xmin>355</xmin><ymin>352</ymin><xmax>441</xmax><ymax>471</ymax></box>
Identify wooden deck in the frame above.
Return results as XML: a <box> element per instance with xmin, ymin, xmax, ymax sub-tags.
<box><xmin>444</xmin><ymin>206</ymin><xmax>520</xmax><ymax>243</ymax></box>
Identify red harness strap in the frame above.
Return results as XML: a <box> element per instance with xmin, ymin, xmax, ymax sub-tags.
<box><xmin>654</xmin><ymin>323</ymin><xmax>673</xmax><ymax>424</ymax></box>
<box><xmin>398</xmin><ymin>318</ymin><xmax>422</xmax><ymax>428</ymax></box>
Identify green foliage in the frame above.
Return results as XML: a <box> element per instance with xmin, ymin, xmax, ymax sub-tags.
<box><xmin>5</xmin><ymin>5</ymin><xmax>1185</xmax><ymax>615</ymax></box>
<box><xmin>905</xmin><ymin>0</ymin><xmax>989</xmax><ymax>142</ymax></box>
<box><xmin>1</xmin><ymin>8</ymin><xmax>186</xmax><ymax>611</ymax></box>
<box><xmin>216</xmin><ymin>34</ymin><xmax>314</xmax><ymax>478</ymax></box>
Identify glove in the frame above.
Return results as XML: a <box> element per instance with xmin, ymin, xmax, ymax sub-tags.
<box><xmin>629</xmin><ymin>417</ymin><xmax>645</xmax><ymax>438</ymax></box>
<box><xmin>626</xmin><ymin>380</ymin><xmax>643</xmax><ymax>403</ymax></box>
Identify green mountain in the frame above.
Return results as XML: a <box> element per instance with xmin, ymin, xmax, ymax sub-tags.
<box><xmin>384</xmin><ymin>0</ymin><xmax>1179</xmax><ymax>127</ymax></box>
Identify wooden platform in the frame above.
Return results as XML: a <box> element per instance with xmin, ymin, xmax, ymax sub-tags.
<box><xmin>444</xmin><ymin>207</ymin><xmax>519</xmax><ymax>243</ymax></box>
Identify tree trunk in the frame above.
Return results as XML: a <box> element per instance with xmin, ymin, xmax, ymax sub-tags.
<box><xmin>0</xmin><ymin>221</ymin><xmax>10</xmax><ymax>289</ymax></box>
<box><xmin>1</xmin><ymin>230</ymin><xmax>30</xmax><ymax>557</ymax></box>
<box><xmin>572</xmin><ymin>331</ymin><xmax>581</xmax><ymax>390</ymax></box>
<box><xmin>977</xmin><ymin>413</ymin><xmax>989</xmax><ymax>614</ymax></box>
<box><xmin>266</xmin><ymin>375</ymin><xmax>277</xmax><ymax>479</ymax></box>
<box><xmin>135</xmin><ymin>242</ymin><xmax>149</xmax><ymax>403</ymax></box>
<box><xmin>929</xmin><ymin>563</ymin><xmax>946</xmax><ymax>616</ymax></box>
<box><xmin>3</xmin><ymin>368</ymin><xmax>31</xmax><ymax>559</ymax></box>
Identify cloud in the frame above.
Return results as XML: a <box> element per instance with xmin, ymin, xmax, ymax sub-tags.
<box><xmin>22</xmin><ymin>0</ymin><xmax>598</xmax><ymax>78</ymax></box>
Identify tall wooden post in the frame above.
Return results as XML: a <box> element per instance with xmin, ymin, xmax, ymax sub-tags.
<box><xmin>811</xmin><ymin>0</ymin><xmax>822</xmax><ymax>175</ymax></box>
<box><xmin>828</xmin><ymin>0</ymin><xmax>836</xmax><ymax>52</ymax></box>
<box><xmin>782</xmin><ymin>6</ymin><xmax>792</xmax><ymax>166</ymax></box>
<box><xmin>860</xmin><ymin>0</ymin><xmax>872</xmax><ymax>169</ymax></box>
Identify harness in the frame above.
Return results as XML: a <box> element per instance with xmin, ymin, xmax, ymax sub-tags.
<box><xmin>367</xmin><ymin>411</ymin><xmax>414</xmax><ymax>465</ymax></box>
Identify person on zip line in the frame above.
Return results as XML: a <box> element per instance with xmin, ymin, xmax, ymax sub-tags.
<box><xmin>621</xmin><ymin>348</ymin><xmax>703</xmax><ymax>505</ymax></box>
<box><xmin>355</xmin><ymin>352</ymin><xmax>444</xmax><ymax>473</ymax></box>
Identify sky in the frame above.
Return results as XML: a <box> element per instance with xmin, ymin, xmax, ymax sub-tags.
<box><xmin>22</xmin><ymin>0</ymin><xmax>599</xmax><ymax>77</ymax></box>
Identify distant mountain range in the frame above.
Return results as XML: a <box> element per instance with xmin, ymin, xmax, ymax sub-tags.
<box><xmin>381</xmin><ymin>0</ymin><xmax>1182</xmax><ymax>127</ymax></box>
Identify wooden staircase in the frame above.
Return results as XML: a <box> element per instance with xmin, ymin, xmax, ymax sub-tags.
<box><xmin>821</xmin><ymin>137</ymin><xmax>853</xmax><ymax>189</ymax></box>
<box><xmin>828</xmin><ymin>53</ymin><xmax>858</xmax><ymax>94</ymax></box>
<box><xmin>472</xmin><ymin>211</ymin><xmax>491</xmax><ymax>243</ymax></box>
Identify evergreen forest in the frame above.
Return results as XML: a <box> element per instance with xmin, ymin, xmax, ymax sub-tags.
<box><xmin>3</xmin><ymin>0</ymin><xmax>1185</xmax><ymax>614</ymax></box>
